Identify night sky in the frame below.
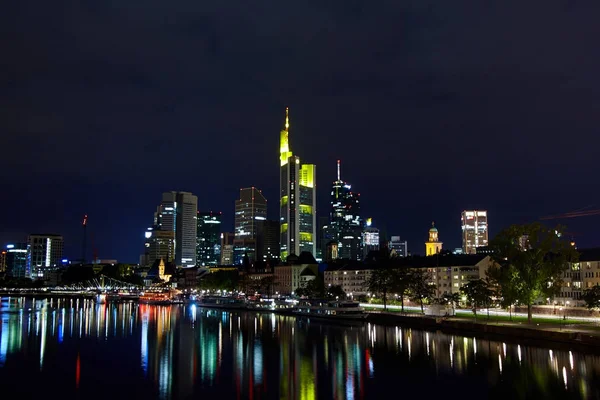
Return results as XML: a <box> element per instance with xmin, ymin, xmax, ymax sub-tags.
<box><xmin>2</xmin><ymin>1</ymin><xmax>600</xmax><ymax>262</ymax></box>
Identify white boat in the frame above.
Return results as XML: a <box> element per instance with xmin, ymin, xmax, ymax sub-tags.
<box><xmin>294</xmin><ymin>300</ymin><xmax>368</xmax><ymax>320</ymax></box>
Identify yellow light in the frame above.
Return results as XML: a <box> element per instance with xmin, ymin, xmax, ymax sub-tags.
<box><xmin>299</xmin><ymin>164</ymin><xmax>315</xmax><ymax>188</ymax></box>
<box><xmin>281</xmin><ymin>223</ymin><xmax>288</xmax><ymax>233</ymax></box>
<box><xmin>299</xmin><ymin>204</ymin><xmax>313</xmax><ymax>214</ymax></box>
<box><xmin>299</xmin><ymin>232</ymin><xmax>313</xmax><ymax>242</ymax></box>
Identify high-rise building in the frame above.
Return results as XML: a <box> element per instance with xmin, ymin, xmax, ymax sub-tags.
<box><xmin>27</xmin><ymin>234</ymin><xmax>64</xmax><ymax>278</ymax></box>
<box><xmin>233</xmin><ymin>188</ymin><xmax>267</xmax><ymax>265</ymax></box>
<box><xmin>197</xmin><ymin>211</ymin><xmax>222</xmax><ymax>266</ymax></box>
<box><xmin>327</xmin><ymin>160</ymin><xmax>362</xmax><ymax>261</ymax></box>
<box><xmin>256</xmin><ymin>219</ymin><xmax>280</xmax><ymax>263</ymax></box>
<box><xmin>159</xmin><ymin>191</ymin><xmax>198</xmax><ymax>267</ymax></box>
<box><xmin>279</xmin><ymin>107</ymin><xmax>316</xmax><ymax>259</ymax></box>
<box><xmin>5</xmin><ymin>243</ymin><xmax>28</xmax><ymax>278</ymax></box>
<box><xmin>0</xmin><ymin>250</ymin><xmax>6</xmax><ymax>273</ymax></box>
<box><xmin>362</xmin><ymin>218</ymin><xmax>380</xmax><ymax>258</ymax></box>
<box><xmin>143</xmin><ymin>228</ymin><xmax>175</xmax><ymax>266</ymax></box>
<box><xmin>389</xmin><ymin>236</ymin><xmax>408</xmax><ymax>258</ymax></box>
<box><xmin>220</xmin><ymin>232</ymin><xmax>235</xmax><ymax>265</ymax></box>
<box><xmin>461</xmin><ymin>210</ymin><xmax>489</xmax><ymax>254</ymax></box>
<box><xmin>425</xmin><ymin>222</ymin><xmax>443</xmax><ymax>256</ymax></box>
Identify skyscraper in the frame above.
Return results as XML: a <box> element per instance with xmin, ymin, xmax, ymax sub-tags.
<box><xmin>197</xmin><ymin>211</ymin><xmax>222</xmax><ymax>266</ymax></box>
<box><xmin>389</xmin><ymin>236</ymin><xmax>408</xmax><ymax>257</ymax></box>
<box><xmin>362</xmin><ymin>218</ymin><xmax>380</xmax><ymax>258</ymax></box>
<box><xmin>461</xmin><ymin>210</ymin><xmax>489</xmax><ymax>254</ymax></box>
<box><xmin>327</xmin><ymin>160</ymin><xmax>362</xmax><ymax>260</ymax></box>
<box><xmin>159</xmin><ymin>191</ymin><xmax>198</xmax><ymax>267</ymax></box>
<box><xmin>234</xmin><ymin>187</ymin><xmax>267</xmax><ymax>264</ymax></box>
<box><xmin>143</xmin><ymin>228</ymin><xmax>175</xmax><ymax>266</ymax></box>
<box><xmin>5</xmin><ymin>243</ymin><xmax>28</xmax><ymax>278</ymax></box>
<box><xmin>256</xmin><ymin>219</ymin><xmax>280</xmax><ymax>263</ymax></box>
<box><xmin>279</xmin><ymin>107</ymin><xmax>316</xmax><ymax>259</ymax></box>
<box><xmin>27</xmin><ymin>234</ymin><xmax>64</xmax><ymax>278</ymax></box>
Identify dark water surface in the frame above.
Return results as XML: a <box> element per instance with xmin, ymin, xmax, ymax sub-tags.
<box><xmin>1</xmin><ymin>297</ymin><xmax>599</xmax><ymax>399</ymax></box>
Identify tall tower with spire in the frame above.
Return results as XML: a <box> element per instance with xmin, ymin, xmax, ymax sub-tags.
<box><xmin>323</xmin><ymin>160</ymin><xmax>362</xmax><ymax>260</ymax></box>
<box><xmin>425</xmin><ymin>222</ymin><xmax>443</xmax><ymax>256</ymax></box>
<box><xmin>279</xmin><ymin>107</ymin><xmax>317</xmax><ymax>260</ymax></box>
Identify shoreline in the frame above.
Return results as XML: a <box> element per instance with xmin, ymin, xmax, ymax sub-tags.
<box><xmin>4</xmin><ymin>293</ymin><xmax>600</xmax><ymax>352</ymax></box>
<box><xmin>365</xmin><ymin>311</ymin><xmax>600</xmax><ymax>353</ymax></box>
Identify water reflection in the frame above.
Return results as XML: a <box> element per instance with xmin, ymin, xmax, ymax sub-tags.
<box><xmin>1</xmin><ymin>296</ymin><xmax>600</xmax><ymax>399</ymax></box>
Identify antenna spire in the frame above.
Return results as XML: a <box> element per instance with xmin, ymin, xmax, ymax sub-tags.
<box><xmin>337</xmin><ymin>160</ymin><xmax>341</xmax><ymax>181</ymax></box>
<box><xmin>285</xmin><ymin>107</ymin><xmax>289</xmax><ymax>130</ymax></box>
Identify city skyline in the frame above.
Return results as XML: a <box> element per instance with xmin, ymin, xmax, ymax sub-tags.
<box><xmin>2</xmin><ymin>3</ymin><xmax>599</xmax><ymax>261</ymax></box>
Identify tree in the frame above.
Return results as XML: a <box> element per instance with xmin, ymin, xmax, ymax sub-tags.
<box><xmin>582</xmin><ymin>285</ymin><xmax>600</xmax><ymax>310</ymax></box>
<box><xmin>460</xmin><ymin>279</ymin><xmax>493</xmax><ymax>320</ymax></box>
<box><xmin>326</xmin><ymin>285</ymin><xmax>346</xmax><ymax>299</ymax></box>
<box><xmin>487</xmin><ymin>263</ymin><xmax>520</xmax><ymax>320</ymax></box>
<box><xmin>437</xmin><ymin>292</ymin><xmax>461</xmax><ymax>314</ymax></box>
<box><xmin>389</xmin><ymin>268</ymin><xmax>413</xmax><ymax>313</ymax></box>
<box><xmin>296</xmin><ymin>277</ymin><xmax>325</xmax><ymax>298</ymax></box>
<box><xmin>408</xmin><ymin>270</ymin><xmax>435</xmax><ymax>314</ymax></box>
<box><xmin>365</xmin><ymin>268</ymin><xmax>395</xmax><ymax>310</ymax></box>
<box><xmin>490</xmin><ymin>223</ymin><xmax>578</xmax><ymax>324</ymax></box>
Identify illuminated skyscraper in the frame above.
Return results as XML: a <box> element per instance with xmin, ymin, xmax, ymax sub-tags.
<box><xmin>234</xmin><ymin>188</ymin><xmax>267</xmax><ymax>264</ymax></box>
<box><xmin>143</xmin><ymin>228</ymin><xmax>175</xmax><ymax>266</ymax></box>
<box><xmin>362</xmin><ymin>218</ymin><xmax>380</xmax><ymax>259</ymax></box>
<box><xmin>461</xmin><ymin>210</ymin><xmax>488</xmax><ymax>254</ymax></box>
<box><xmin>197</xmin><ymin>211</ymin><xmax>222</xmax><ymax>266</ymax></box>
<box><xmin>279</xmin><ymin>107</ymin><xmax>316</xmax><ymax>259</ymax></box>
<box><xmin>425</xmin><ymin>222</ymin><xmax>443</xmax><ymax>256</ymax></box>
<box><xmin>27</xmin><ymin>234</ymin><xmax>64</xmax><ymax>279</ymax></box>
<box><xmin>327</xmin><ymin>160</ymin><xmax>362</xmax><ymax>260</ymax></box>
<box><xmin>5</xmin><ymin>243</ymin><xmax>28</xmax><ymax>278</ymax></box>
<box><xmin>159</xmin><ymin>191</ymin><xmax>198</xmax><ymax>267</ymax></box>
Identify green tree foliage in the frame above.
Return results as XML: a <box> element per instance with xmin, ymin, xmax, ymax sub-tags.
<box><xmin>487</xmin><ymin>263</ymin><xmax>520</xmax><ymax>320</ymax></box>
<box><xmin>389</xmin><ymin>268</ymin><xmax>413</xmax><ymax>312</ymax></box>
<box><xmin>582</xmin><ymin>285</ymin><xmax>600</xmax><ymax>310</ymax></box>
<box><xmin>460</xmin><ymin>279</ymin><xmax>493</xmax><ymax>320</ymax></box>
<box><xmin>437</xmin><ymin>292</ymin><xmax>461</xmax><ymax>313</ymax></box>
<box><xmin>199</xmin><ymin>270</ymin><xmax>239</xmax><ymax>291</ymax></box>
<box><xmin>490</xmin><ymin>223</ymin><xmax>578</xmax><ymax>324</ymax></box>
<box><xmin>408</xmin><ymin>269</ymin><xmax>435</xmax><ymax>314</ymax></box>
<box><xmin>365</xmin><ymin>268</ymin><xmax>395</xmax><ymax>310</ymax></box>
<box><xmin>296</xmin><ymin>277</ymin><xmax>325</xmax><ymax>298</ymax></box>
<box><xmin>326</xmin><ymin>285</ymin><xmax>346</xmax><ymax>299</ymax></box>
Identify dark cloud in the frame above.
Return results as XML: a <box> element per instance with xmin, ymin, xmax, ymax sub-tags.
<box><xmin>1</xmin><ymin>1</ymin><xmax>600</xmax><ymax>260</ymax></box>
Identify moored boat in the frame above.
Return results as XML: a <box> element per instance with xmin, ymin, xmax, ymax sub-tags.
<box><xmin>197</xmin><ymin>296</ymin><xmax>248</xmax><ymax>310</ymax></box>
<box><xmin>139</xmin><ymin>292</ymin><xmax>173</xmax><ymax>305</ymax></box>
<box><xmin>294</xmin><ymin>300</ymin><xmax>368</xmax><ymax>320</ymax></box>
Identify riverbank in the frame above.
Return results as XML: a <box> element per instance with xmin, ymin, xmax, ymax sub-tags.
<box><xmin>366</xmin><ymin>311</ymin><xmax>600</xmax><ymax>352</ymax></box>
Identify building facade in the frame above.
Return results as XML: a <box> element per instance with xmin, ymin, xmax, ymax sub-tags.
<box><xmin>197</xmin><ymin>211</ymin><xmax>222</xmax><ymax>266</ymax></box>
<box><xmin>324</xmin><ymin>264</ymin><xmax>372</xmax><ymax>297</ymax></box>
<box><xmin>159</xmin><ymin>191</ymin><xmax>198</xmax><ymax>267</ymax></box>
<box><xmin>27</xmin><ymin>234</ymin><xmax>64</xmax><ymax>279</ymax></box>
<box><xmin>279</xmin><ymin>108</ymin><xmax>317</xmax><ymax>259</ymax></box>
<box><xmin>325</xmin><ymin>160</ymin><xmax>362</xmax><ymax>261</ymax></box>
<box><xmin>389</xmin><ymin>236</ymin><xmax>408</xmax><ymax>258</ymax></box>
<box><xmin>256</xmin><ymin>219</ymin><xmax>280</xmax><ymax>263</ymax></box>
<box><xmin>362</xmin><ymin>219</ymin><xmax>380</xmax><ymax>259</ymax></box>
<box><xmin>143</xmin><ymin>228</ymin><xmax>175</xmax><ymax>266</ymax></box>
<box><xmin>461</xmin><ymin>210</ymin><xmax>489</xmax><ymax>254</ymax></box>
<box><xmin>5</xmin><ymin>243</ymin><xmax>28</xmax><ymax>278</ymax></box>
<box><xmin>233</xmin><ymin>188</ymin><xmax>267</xmax><ymax>264</ymax></box>
<box><xmin>425</xmin><ymin>222</ymin><xmax>443</xmax><ymax>256</ymax></box>
<box><xmin>273</xmin><ymin>252</ymin><xmax>318</xmax><ymax>295</ymax></box>
<box><xmin>220</xmin><ymin>232</ymin><xmax>235</xmax><ymax>265</ymax></box>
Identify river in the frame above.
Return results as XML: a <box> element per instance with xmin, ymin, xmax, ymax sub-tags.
<box><xmin>0</xmin><ymin>296</ymin><xmax>599</xmax><ymax>399</ymax></box>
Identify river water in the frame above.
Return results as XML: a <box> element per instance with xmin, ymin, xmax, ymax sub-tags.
<box><xmin>1</xmin><ymin>297</ymin><xmax>599</xmax><ymax>399</ymax></box>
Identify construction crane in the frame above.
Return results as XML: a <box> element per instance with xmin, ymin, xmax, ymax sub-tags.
<box><xmin>81</xmin><ymin>214</ymin><xmax>88</xmax><ymax>265</ymax></box>
<box><xmin>540</xmin><ymin>206</ymin><xmax>600</xmax><ymax>220</ymax></box>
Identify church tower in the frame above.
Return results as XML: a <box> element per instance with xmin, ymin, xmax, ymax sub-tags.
<box><xmin>425</xmin><ymin>222</ymin><xmax>443</xmax><ymax>256</ymax></box>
